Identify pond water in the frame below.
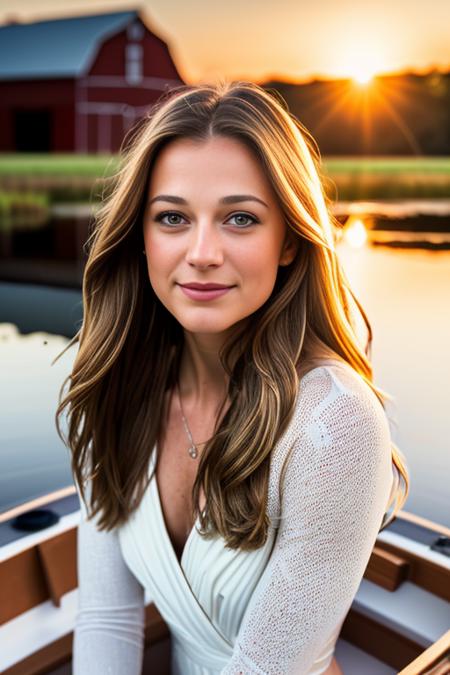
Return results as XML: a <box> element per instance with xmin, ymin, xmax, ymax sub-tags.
<box><xmin>0</xmin><ymin>322</ymin><xmax>77</xmax><ymax>517</ymax></box>
<box><xmin>1</xmin><ymin>199</ymin><xmax>450</xmax><ymax>287</ymax></box>
<box><xmin>0</xmin><ymin>201</ymin><xmax>449</xmax><ymax>527</ymax></box>
<box><xmin>336</xmin><ymin>240</ymin><xmax>450</xmax><ymax>529</ymax></box>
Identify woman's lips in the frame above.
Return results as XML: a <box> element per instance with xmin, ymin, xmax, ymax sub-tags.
<box><xmin>177</xmin><ymin>284</ymin><xmax>235</xmax><ymax>301</ymax></box>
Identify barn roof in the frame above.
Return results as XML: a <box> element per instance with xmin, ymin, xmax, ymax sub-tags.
<box><xmin>0</xmin><ymin>10</ymin><xmax>139</xmax><ymax>80</ymax></box>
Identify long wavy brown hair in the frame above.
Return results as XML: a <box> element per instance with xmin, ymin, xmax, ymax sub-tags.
<box><xmin>54</xmin><ymin>79</ymin><xmax>409</xmax><ymax>550</ymax></box>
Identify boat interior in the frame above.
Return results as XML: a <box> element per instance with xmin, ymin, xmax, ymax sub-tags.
<box><xmin>0</xmin><ymin>494</ymin><xmax>449</xmax><ymax>675</ymax></box>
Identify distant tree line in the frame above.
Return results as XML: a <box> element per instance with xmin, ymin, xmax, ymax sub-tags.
<box><xmin>262</xmin><ymin>70</ymin><xmax>449</xmax><ymax>155</ymax></box>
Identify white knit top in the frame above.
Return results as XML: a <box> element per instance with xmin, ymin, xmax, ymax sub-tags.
<box><xmin>73</xmin><ymin>360</ymin><xmax>394</xmax><ymax>674</ymax></box>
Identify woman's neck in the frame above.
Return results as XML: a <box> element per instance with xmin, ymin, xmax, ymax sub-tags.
<box><xmin>178</xmin><ymin>330</ymin><xmax>231</xmax><ymax>409</ymax></box>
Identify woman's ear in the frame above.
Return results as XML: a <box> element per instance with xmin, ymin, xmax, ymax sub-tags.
<box><xmin>279</xmin><ymin>229</ymin><xmax>299</xmax><ymax>266</ymax></box>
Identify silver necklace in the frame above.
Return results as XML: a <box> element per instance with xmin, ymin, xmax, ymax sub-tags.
<box><xmin>176</xmin><ymin>380</ymin><xmax>199</xmax><ymax>459</ymax></box>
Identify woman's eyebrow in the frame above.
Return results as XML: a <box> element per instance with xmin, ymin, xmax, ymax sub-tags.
<box><xmin>148</xmin><ymin>194</ymin><xmax>269</xmax><ymax>208</ymax></box>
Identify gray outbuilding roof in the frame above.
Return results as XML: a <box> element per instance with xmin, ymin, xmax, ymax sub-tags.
<box><xmin>0</xmin><ymin>10</ymin><xmax>138</xmax><ymax>80</ymax></box>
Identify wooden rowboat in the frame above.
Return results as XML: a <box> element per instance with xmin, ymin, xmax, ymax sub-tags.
<box><xmin>1</xmin><ymin>492</ymin><xmax>449</xmax><ymax>674</ymax></box>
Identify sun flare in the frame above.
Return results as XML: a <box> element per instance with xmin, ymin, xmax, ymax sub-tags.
<box><xmin>353</xmin><ymin>68</ymin><xmax>376</xmax><ymax>85</ymax></box>
<box><xmin>340</xmin><ymin>44</ymin><xmax>384</xmax><ymax>85</ymax></box>
<box><xmin>349</xmin><ymin>60</ymin><xmax>380</xmax><ymax>85</ymax></box>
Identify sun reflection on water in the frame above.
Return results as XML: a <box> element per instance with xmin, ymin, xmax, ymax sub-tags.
<box><xmin>343</xmin><ymin>217</ymin><xmax>368</xmax><ymax>247</ymax></box>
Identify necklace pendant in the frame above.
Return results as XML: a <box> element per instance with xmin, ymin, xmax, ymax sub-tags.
<box><xmin>188</xmin><ymin>444</ymin><xmax>198</xmax><ymax>459</ymax></box>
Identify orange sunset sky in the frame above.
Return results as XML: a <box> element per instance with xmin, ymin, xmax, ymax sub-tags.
<box><xmin>0</xmin><ymin>0</ymin><xmax>448</xmax><ymax>84</ymax></box>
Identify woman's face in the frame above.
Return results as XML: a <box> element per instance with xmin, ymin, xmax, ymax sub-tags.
<box><xmin>143</xmin><ymin>135</ymin><xmax>298</xmax><ymax>336</ymax></box>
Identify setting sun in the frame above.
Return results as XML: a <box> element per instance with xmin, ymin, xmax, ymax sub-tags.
<box><xmin>336</xmin><ymin>39</ymin><xmax>385</xmax><ymax>86</ymax></box>
<box><xmin>352</xmin><ymin>68</ymin><xmax>376</xmax><ymax>85</ymax></box>
<box><xmin>349</xmin><ymin>58</ymin><xmax>380</xmax><ymax>85</ymax></box>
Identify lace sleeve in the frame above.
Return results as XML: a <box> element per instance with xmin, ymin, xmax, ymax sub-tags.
<box><xmin>220</xmin><ymin>365</ymin><xmax>394</xmax><ymax>675</ymax></box>
<box><xmin>72</xmin><ymin>479</ymin><xmax>146</xmax><ymax>674</ymax></box>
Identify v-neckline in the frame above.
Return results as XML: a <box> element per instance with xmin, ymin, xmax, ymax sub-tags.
<box><xmin>149</xmin><ymin>443</ymin><xmax>201</xmax><ymax>570</ymax></box>
<box><xmin>142</xmin><ymin>446</ymin><xmax>234</xmax><ymax>653</ymax></box>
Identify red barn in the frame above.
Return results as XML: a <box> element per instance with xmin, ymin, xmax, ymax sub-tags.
<box><xmin>0</xmin><ymin>9</ymin><xmax>185</xmax><ymax>153</ymax></box>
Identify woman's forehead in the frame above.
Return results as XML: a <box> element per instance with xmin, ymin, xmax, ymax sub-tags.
<box><xmin>147</xmin><ymin>136</ymin><xmax>277</xmax><ymax>205</ymax></box>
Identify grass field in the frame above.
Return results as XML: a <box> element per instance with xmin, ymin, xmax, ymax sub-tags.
<box><xmin>323</xmin><ymin>157</ymin><xmax>450</xmax><ymax>174</ymax></box>
<box><xmin>0</xmin><ymin>153</ymin><xmax>449</xmax><ymax>175</ymax></box>
<box><xmin>0</xmin><ymin>154</ymin><xmax>121</xmax><ymax>177</ymax></box>
<box><xmin>0</xmin><ymin>154</ymin><xmax>449</xmax><ymax>201</ymax></box>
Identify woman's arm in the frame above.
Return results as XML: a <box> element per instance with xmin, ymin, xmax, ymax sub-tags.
<box><xmin>220</xmin><ymin>366</ymin><xmax>394</xmax><ymax>675</ymax></box>
<box><xmin>72</xmin><ymin>485</ymin><xmax>146</xmax><ymax>674</ymax></box>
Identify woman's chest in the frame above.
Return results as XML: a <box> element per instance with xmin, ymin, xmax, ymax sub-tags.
<box><xmin>153</xmin><ymin>386</ymin><xmax>295</xmax><ymax>565</ymax></box>
<box><xmin>120</xmin><ymin>458</ymin><xmax>280</xmax><ymax>652</ymax></box>
<box><xmin>117</xmin><ymin>426</ymin><xmax>296</xmax><ymax>646</ymax></box>
<box><xmin>155</xmin><ymin>417</ymin><xmax>207</xmax><ymax>563</ymax></box>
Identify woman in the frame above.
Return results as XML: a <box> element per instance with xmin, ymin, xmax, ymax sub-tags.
<box><xmin>55</xmin><ymin>80</ymin><xmax>409</xmax><ymax>675</ymax></box>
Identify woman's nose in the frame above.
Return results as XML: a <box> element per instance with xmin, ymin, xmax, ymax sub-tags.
<box><xmin>185</xmin><ymin>223</ymin><xmax>224</xmax><ymax>268</ymax></box>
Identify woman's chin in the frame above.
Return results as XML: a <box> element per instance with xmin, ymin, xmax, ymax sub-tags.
<box><xmin>180</xmin><ymin>322</ymin><xmax>236</xmax><ymax>336</ymax></box>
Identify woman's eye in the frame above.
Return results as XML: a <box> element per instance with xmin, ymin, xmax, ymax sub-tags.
<box><xmin>154</xmin><ymin>211</ymin><xmax>186</xmax><ymax>226</ymax></box>
<box><xmin>153</xmin><ymin>211</ymin><xmax>258</xmax><ymax>228</ymax></box>
<box><xmin>227</xmin><ymin>213</ymin><xmax>258</xmax><ymax>228</ymax></box>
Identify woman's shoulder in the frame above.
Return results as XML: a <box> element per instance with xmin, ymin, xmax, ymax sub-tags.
<box><xmin>299</xmin><ymin>357</ymin><xmax>380</xmax><ymax>402</ymax></box>
<box><xmin>293</xmin><ymin>358</ymin><xmax>390</xmax><ymax>445</ymax></box>
<box><xmin>268</xmin><ymin>357</ymin><xmax>393</xmax><ymax>522</ymax></box>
